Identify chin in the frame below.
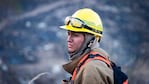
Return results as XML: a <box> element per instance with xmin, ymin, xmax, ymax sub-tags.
<box><xmin>68</xmin><ymin>50</ymin><xmax>75</xmax><ymax>53</ymax></box>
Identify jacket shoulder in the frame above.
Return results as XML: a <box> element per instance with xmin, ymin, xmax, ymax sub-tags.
<box><xmin>75</xmin><ymin>60</ymin><xmax>114</xmax><ymax>84</ymax></box>
<box><xmin>84</xmin><ymin>60</ymin><xmax>112</xmax><ymax>72</ymax></box>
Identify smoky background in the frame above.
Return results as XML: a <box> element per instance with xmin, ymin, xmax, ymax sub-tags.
<box><xmin>0</xmin><ymin>0</ymin><xmax>148</xmax><ymax>84</ymax></box>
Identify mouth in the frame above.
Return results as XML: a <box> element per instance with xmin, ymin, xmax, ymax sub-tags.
<box><xmin>68</xmin><ymin>43</ymin><xmax>73</xmax><ymax>48</ymax></box>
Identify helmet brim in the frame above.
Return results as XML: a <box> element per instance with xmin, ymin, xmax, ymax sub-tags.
<box><xmin>59</xmin><ymin>25</ymin><xmax>102</xmax><ymax>37</ymax></box>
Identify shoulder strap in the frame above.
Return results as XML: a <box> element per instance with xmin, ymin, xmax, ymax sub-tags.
<box><xmin>89</xmin><ymin>54</ymin><xmax>111</xmax><ymax>67</ymax></box>
<box><xmin>71</xmin><ymin>51</ymin><xmax>111</xmax><ymax>81</ymax></box>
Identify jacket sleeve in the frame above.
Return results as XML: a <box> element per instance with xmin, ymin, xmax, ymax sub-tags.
<box><xmin>74</xmin><ymin>60</ymin><xmax>114</xmax><ymax>84</ymax></box>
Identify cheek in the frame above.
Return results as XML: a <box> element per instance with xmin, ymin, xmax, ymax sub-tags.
<box><xmin>75</xmin><ymin>38</ymin><xmax>84</xmax><ymax>49</ymax></box>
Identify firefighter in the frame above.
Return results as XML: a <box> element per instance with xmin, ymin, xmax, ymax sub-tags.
<box><xmin>60</xmin><ymin>8</ymin><xmax>113</xmax><ymax>84</ymax></box>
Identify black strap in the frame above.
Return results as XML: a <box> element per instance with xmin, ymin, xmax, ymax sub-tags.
<box><xmin>111</xmin><ymin>62</ymin><xmax>128</xmax><ymax>84</ymax></box>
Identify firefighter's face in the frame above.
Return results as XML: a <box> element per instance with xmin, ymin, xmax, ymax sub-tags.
<box><xmin>67</xmin><ymin>31</ymin><xmax>84</xmax><ymax>53</ymax></box>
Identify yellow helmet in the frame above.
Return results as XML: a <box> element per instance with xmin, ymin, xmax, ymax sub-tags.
<box><xmin>60</xmin><ymin>8</ymin><xmax>103</xmax><ymax>37</ymax></box>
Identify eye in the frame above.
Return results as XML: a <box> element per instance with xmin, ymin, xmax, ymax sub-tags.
<box><xmin>73</xmin><ymin>34</ymin><xmax>79</xmax><ymax>37</ymax></box>
<box><xmin>73</xmin><ymin>33</ymin><xmax>83</xmax><ymax>37</ymax></box>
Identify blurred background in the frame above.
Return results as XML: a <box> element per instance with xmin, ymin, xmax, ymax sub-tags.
<box><xmin>0</xmin><ymin>0</ymin><xmax>148</xmax><ymax>84</ymax></box>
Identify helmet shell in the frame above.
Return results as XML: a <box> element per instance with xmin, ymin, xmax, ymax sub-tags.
<box><xmin>60</xmin><ymin>8</ymin><xmax>103</xmax><ymax>37</ymax></box>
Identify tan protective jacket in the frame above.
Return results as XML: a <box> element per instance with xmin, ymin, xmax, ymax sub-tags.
<box><xmin>62</xmin><ymin>48</ymin><xmax>114</xmax><ymax>84</ymax></box>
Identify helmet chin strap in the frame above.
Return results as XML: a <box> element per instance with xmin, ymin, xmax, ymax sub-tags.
<box><xmin>87</xmin><ymin>37</ymin><xmax>95</xmax><ymax>48</ymax></box>
<box><xmin>91</xmin><ymin>37</ymin><xmax>100</xmax><ymax>50</ymax></box>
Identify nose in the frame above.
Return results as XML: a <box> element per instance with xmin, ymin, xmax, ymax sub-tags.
<box><xmin>67</xmin><ymin>34</ymin><xmax>72</xmax><ymax>42</ymax></box>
